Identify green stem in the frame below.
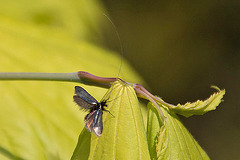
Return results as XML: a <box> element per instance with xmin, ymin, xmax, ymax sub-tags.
<box><xmin>0</xmin><ymin>71</ymin><xmax>119</xmax><ymax>88</ymax></box>
<box><xmin>0</xmin><ymin>72</ymin><xmax>81</xmax><ymax>82</ymax></box>
<box><xmin>134</xmin><ymin>85</ymin><xmax>166</xmax><ymax>122</ymax></box>
<box><xmin>134</xmin><ymin>83</ymin><xmax>176</xmax><ymax>108</ymax></box>
<box><xmin>0</xmin><ymin>71</ymin><xmax>175</xmax><ymax>118</ymax></box>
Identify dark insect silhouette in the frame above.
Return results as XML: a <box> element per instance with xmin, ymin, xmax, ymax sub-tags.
<box><xmin>73</xmin><ymin>86</ymin><xmax>110</xmax><ymax>137</ymax></box>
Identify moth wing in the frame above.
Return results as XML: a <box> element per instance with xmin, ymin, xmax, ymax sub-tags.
<box><xmin>74</xmin><ymin>86</ymin><xmax>98</xmax><ymax>104</ymax></box>
<box><xmin>92</xmin><ymin>109</ymin><xmax>103</xmax><ymax>137</ymax></box>
<box><xmin>85</xmin><ymin>111</ymin><xmax>95</xmax><ymax>132</ymax></box>
<box><xmin>73</xmin><ymin>95</ymin><xmax>95</xmax><ymax>110</ymax></box>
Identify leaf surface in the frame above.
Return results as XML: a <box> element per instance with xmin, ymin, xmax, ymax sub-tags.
<box><xmin>147</xmin><ymin>103</ymin><xmax>210</xmax><ymax>160</ymax></box>
<box><xmin>0</xmin><ymin>0</ymin><xmax>105</xmax><ymax>40</ymax></box>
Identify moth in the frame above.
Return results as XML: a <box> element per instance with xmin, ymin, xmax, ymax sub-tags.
<box><xmin>73</xmin><ymin>86</ymin><xmax>110</xmax><ymax>137</ymax></box>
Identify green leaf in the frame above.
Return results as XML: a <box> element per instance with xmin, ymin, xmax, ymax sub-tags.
<box><xmin>71</xmin><ymin>80</ymin><xmax>151</xmax><ymax>160</ymax></box>
<box><xmin>0</xmin><ymin>12</ymin><xmax>145</xmax><ymax>160</ymax></box>
<box><xmin>168</xmin><ymin>86</ymin><xmax>225</xmax><ymax>117</ymax></box>
<box><xmin>147</xmin><ymin>103</ymin><xmax>210</xmax><ymax>160</ymax></box>
<box><xmin>0</xmin><ymin>0</ymin><xmax>105</xmax><ymax>40</ymax></box>
<box><xmin>71</xmin><ymin>128</ymin><xmax>92</xmax><ymax>160</ymax></box>
<box><xmin>156</xmin><ymin>121</ymin><xmax>169</xmax><ymax>160</ymax></box>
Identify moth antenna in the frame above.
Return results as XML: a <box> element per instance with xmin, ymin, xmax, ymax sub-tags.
<box><xmin>103</xmin><ymin>13</ymin><xmax>123</xmax><ymax>79</ymax></box>
<box><xmin>102</xmin><ymin>14</ymin><xmax>124</xmax><ymax>121</ymax></box>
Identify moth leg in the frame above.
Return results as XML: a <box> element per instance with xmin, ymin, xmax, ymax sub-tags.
<box><xmin>104</xmin><ymin>109</ymin><xmax>115</xmax><ymax>118</ymax></box>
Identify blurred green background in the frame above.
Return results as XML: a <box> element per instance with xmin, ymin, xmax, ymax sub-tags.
<box><xmin>0</xmin><ymin>0</ymin><xmax>239</xmax><ymax>159</ymax></box>
<box><xmin>101</xmin><ymin>1</ymin><xmax>240</xmax><ymax>159</ymax></box>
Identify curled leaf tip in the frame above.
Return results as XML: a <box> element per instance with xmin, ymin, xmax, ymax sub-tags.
<box><xmin>168</xmin><ymin>86</ymin><xmax>225</xmax><ymax>117</ymax></box>
<box><xmin>210</xmin><ymin>85</ymin><xmax>221</xmax><ymax>91</ymax></box>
